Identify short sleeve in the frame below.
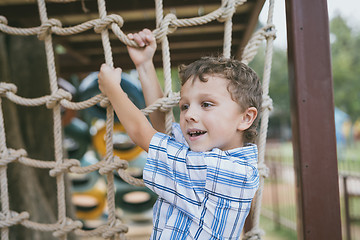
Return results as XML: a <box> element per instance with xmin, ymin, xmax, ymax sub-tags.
<box><xmin>171</xmin><ymin>122</ymin><xmax>188</xmax><ymax>146</ymax></box>
<box><xmin>143</xmin><ymin>132</ymin><xmax>207</xmax><ymax>216</ymax></box>
<box><xmin>143</xmin><ymin>128</ymin><xmax>259</xmax><ymax>223</ymax></box>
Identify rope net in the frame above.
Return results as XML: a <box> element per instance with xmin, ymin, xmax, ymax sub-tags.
<box><xmin>0</xmin><ymin>0</ymin><xmax>276</xmax><ymax>239</ymax></box>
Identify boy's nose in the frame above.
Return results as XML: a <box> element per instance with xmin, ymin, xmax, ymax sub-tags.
<box><xmin>185</xmin><ymin>107</ymin><xmax>199</xmax><ymax>122</ymax></box>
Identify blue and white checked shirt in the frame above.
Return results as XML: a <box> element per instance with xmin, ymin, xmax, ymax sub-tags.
<box><xmin>143</xmin><ymin>123</ymin><xmax>259</xmax><ymax>240</ymax></box>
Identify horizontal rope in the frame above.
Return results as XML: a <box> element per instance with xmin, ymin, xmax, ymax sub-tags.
<box><xmin>0</xmin><ymin>0</ymin><xmax>250</xmax><ymax>49</ymax></box>
<box><xmin>0</xmin><ymin>148</ymin><xmax>27</xmax><ymax>167</ymax></box>
<box><xmin>98</xmin><ymin>156</ymin><xmax>128</xmax><ymax>175</ymax></box>
<box><xmin>0</xmin><ymin>82</ymin><xmax>181</xmax><ymax>115</ymax></box>
<box><xmin>0</xmin><ymin>211</ymin><xmax>29</xmax><ymax>228</ymax></box>
<box><xmin>52</xmin><ymin>218</ymin><xmax>83</xmax><ymax>238</ymax></box>
<box><xmin>241</xmin><ymin>24</ymin><xmax>276</xmax><ymax>65</ymax></box>
<box><xmin>0</xmin><ymin>0</ymin><xmax>274</xmax><ymax>239</ymax></box>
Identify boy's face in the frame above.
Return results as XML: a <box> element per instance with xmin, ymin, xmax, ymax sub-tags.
<box><xmin>179</xmin><ymin>75</ymin><xmax>247</xmax><ymax>152</ymax></box>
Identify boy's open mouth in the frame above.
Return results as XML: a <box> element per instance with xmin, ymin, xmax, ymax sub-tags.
<box><xmin>188</xmin><ymin>130</ymin><xmax>207</xmax><ymax>137</ymax></box>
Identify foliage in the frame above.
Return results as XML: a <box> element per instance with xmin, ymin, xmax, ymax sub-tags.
<box><xmin>330</xmin><ymin>15</ymin><xmax>360</xmax><ymax>122</ymax></box>
<box><xmin>247</xmin><ymin>15</ymin><xmax>360</xmax><ymax>140</ymax></box>
<box><xmin>152</xmin><ymin>16</ymin><xmax>360</xmax><ymax>137</ymax></box>
<box><xmin>249</xmin><ymin>45</ymin><xmax>291</xmax><ymax>140</ymax></box>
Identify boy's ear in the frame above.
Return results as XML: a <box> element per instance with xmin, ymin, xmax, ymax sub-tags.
<box><xmin>237</xmin><ymin>107</ymin><xmax>258</xmax><ymax>131</ymax></box>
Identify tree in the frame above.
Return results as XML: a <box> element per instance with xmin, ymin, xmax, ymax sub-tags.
<box><xmin>0</xmin><ymin>34</ymin><xmax>75</xmax><ymax>239</ymax></box>
<box><xmin>249</xmin><ymin>45</ymin><xmax>291</xmax><ymax>140</ymax></box>
<box><xmin>330</xmin><ymin>15</ymin><xmax>360</xmax><ymax>122</ymax></box>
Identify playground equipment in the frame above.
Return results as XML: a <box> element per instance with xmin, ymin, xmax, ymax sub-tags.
<box><xmin>0</xmin><ymin>0</ymin><xmax>342</xmax><ymax>239</ymax></box>
<box><xmin>78</xmin><ymin>71</ymin><xmax>145</xmax><ymax>124</ymax></box>
<box><xmin>0</xmin><ymin>0</ymin><xmax>275</xmax><ymax>238</ymax></box>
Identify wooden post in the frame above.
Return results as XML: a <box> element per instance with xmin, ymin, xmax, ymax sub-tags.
<box><xmin>285</xmin><ymin>0</ymin><xmax>342</xmax><ymax>239</ymax></box>
<box><xmin>342</xmin><ymin>176</ymin><xmax>351</xmax><ymax>240</ymax></box>
<box><xmin>271</xmin><ymin>161</ymin><xmax>280</xmax><ymax>229</ymax></box>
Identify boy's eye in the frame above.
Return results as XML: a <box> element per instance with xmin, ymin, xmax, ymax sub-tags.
<box><xmin>201</xmin><ymin>102</ymin><xmax>213</xmax><ymax>108</ymax></box>
<box><xmin>180</xmin><ymin>104</ymin><xmax>189</xmax><ymax>111</ymax></box>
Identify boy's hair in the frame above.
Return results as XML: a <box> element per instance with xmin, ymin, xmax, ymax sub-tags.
<box><xmin>178</xmin><ymin>56</ymin><xmax>262</xmax><ymax>144</ymax></box>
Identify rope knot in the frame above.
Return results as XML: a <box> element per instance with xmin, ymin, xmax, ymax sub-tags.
<box><xmin>218</xmin><ymin>0</ymin><xmax>236</xmax><ymax>22</ymax></box>
<box><xmin>0</xmin><ymin>16</ymin><xmax>8</xmax><ymax>25</ymax></box>
<box><xmin>0</xmin><ymin>83</ymin><xmax>17</xmax><ymax>96</ymax></box>
<box><xmin>94</xmin><ymin>14</ymin><xmax>124</xmax><ymax>33</ymax></box>
<box><xmin>101</xmin><ymin>219</ymin><xmax>128</xmax><ymax>239</ymax></box>
<box><xmin>49</xmin><ymin>159</ymin><xmax>81</xmax><ymax>177</ymax></box>
<box><xmin>258</xmin><ymin>162</ymin><xmax>269</xmax><ymax>178</ymax></box>
<box><xmin>155</xmin><ymin>13</ymin><xmax>177</xmax><ymax>40</ymax></box>
<box><xmin>263</xmin><ymin>24</ymin><xmax>277</xmax><ymax>40</ymax></box>
<box><xmin>99</xmin><ymin>156</ymin><xmax>128</xmax><ymax>175</ymax></box>
<box><xmin>0</xmin><ymin>148</ymin><xmax>27</xmax><ymax>167</ymax></box>
<box><xmin>100</xmin><ymin>96</ymin><xmax>111</xmax><ymax>108</ymax></box>
<box><xmin>0</xmin><ymin>211</ymin><xmax>30</xmax><ymax>228</ymax></box>
<box><xmin>160</xmin><ymin>93</ymin><xmax>180</xmax><ymax>112</ymax></box>
<box><xmin>46</xmin><ymin>88</ymin><xmax>72</xmax><ymax>109</ymax></box>
<box><xmin>261</xmin><ymin>95</ymin><xmax>273</xmax><ymax>112</ymax></box>
<box><xmin>243</xmin><ymin>228</ymin><xmax>265</xmax><ymax>240</ymax></box>
<box><xmin>53</xmin><ymin>218</ymin><xmax>83</xmax><ymax>238</ymax></box>
<box><xmin>38</xmin><ymin>18</ymin><xmax>62</xmax><ymax>40</ymax></box>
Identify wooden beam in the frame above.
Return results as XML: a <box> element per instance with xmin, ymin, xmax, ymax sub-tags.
<box><xmin>56</xmin><ymin>41</ymin><xmax>91</xmax><ymax>65</ymax></box>
<box><xmin>286</xmin><ymin>0</ymin><xmax>342</xmax><ymax>239</ymax></box>
<box><xmin>0</xmin><ymin>0</ymin><xmax>246</xmax><ymax>18</ymax></box>
<box><xmin>56</xmin><ymin>24</ymin><xmax>245</xmax><ymax>43</ymax></box>
<box><xmin>236</xmin><ymin>0</ymin><xmax>265</xmax><ymax>59</ymax></box>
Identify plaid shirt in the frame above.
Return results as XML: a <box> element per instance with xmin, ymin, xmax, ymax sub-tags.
<box><xmin>143</xmin><ymin>123</ymin><xmax>259</xmax><ymax>239</ymax></box>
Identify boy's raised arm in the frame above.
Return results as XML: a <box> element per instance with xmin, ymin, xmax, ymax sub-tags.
<box><xmin>98</xmin><ymin>64</ymin><xmax>156</xmax><ymax>152</ymax></box>
<box><xmin>127</xmin><ymin>29</ymin><xmax>166</xmax><ymax>133</ymax></box>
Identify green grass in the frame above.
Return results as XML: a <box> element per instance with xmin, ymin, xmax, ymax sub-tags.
<box><xmin>266</xmin><ymin>141</ymin><xmax>360</xmax><ymax>174</ymax></box>
<box><xmin>260</xmin><ymin>215</ymin><xmax>297</xmax><ymax>240</ymax></box>
<box><xmin>264</xmin><ymin>141</ymin><xmax>360</xmax><ymax>239</ymax></box>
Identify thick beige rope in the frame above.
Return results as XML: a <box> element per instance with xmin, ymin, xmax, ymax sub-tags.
<box><xmin>243</xmin><ymin>0</ymin><xmax>275</xmax><ymax>239</ymax></box>
<box><xmin>0</xmin><ymin>0</ymin><xmax>275</xmax><ymax>239</ymax></box>
<box><xmin>96</xmin><ymin>0</ymin><xmax>127</xmax><ymax>238</ymax></box>
<box><xmin>37</xmin><ymin>0</ymin><xmax>69</xmax><ymax>239</ymax></box>
<box><xmin>0</xmin><ymin>99</ymin><xmax>10</xmax><ymax>240</ymax></box>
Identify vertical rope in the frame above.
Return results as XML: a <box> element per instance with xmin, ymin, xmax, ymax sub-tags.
<box><xmin>37</xmin><ymin>0</ymin><xmax>67</xmax><ymax>239</ymax></box>
<box><xmin>223</xmin><ymin>20</ymin><xmax>233</xmax><ymax>58</ymax></box>
<box><xmin>222</xmin><ymin>0</ymin><xmax>235</xmax><ymax>58</ymax></box>
<box><xmin>246</xmin><ymin>0</ymin><xmax>275</xmax><ymax>238</ymax></box>
<box><xmin>0</xmin><ymin>98</ymin><xmax>10</xmax><ymax>240</ymax></box>
<box><xmin>96</xmin><ymin>0</ymin><xmax>119</xmax><ymax>239</ymax></box>
<box><xmin>155</xmin><ymin>0</ymin><xmax>173</xmax><ymax>134</ymax></box>
<box><xmin>0</xmin><ymin>0</ymin><xmax>276</xmax><ymax>238</ymax></box>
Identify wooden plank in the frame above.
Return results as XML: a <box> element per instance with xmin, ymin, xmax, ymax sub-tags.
<box><xmin>236</xmin><ymin>0</ymin><xmax>265</xmax><ymax>58</ymax></box>
<box><xmin>285</xmin><ymin>0</ymin><xmax>342</xmax><ymax>239</ymax></box>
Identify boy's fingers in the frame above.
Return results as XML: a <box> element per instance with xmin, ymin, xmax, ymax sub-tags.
<box><xmin>139</xmin><ymin>31</ymin><xmax>150</xmax><ymax>46</ymax></box>
<box><xmin>100</xmin><ymin>63</ymin><xmax>107</xmax><ymax>71</ymax></box>
<box><xmin>115</xmin><ymin>67</ymin><xmax>122</xmax><ymax>74</ymax></box>
<box><xmin>142</xmin><ymin>28</ymin><xmax>155</xmax><ymax>45</ymax></box>
<box><xmin>127</xmin><ymin>33</ymin><xmax>134</xmax><ymax>40</ymax></box>
<box><xmin>142</xmin><ymin>28</ymin><xmax>151</xmax><ymax>35</ymax></box>
<box><xmin>133</xmin><ymin>33</ymin><xmax>145</xmax><ymax>47</ymax></box>
<box><xmin>146</xmin><ymin>34</ymin><xmax>155</xmax><ymax>44</ymax></box>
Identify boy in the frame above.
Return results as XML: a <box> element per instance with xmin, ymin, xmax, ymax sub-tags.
<box><xmin>98</xmin><ymin>29</ymin><xmax>262</xmax><ymax>239</ymax></box>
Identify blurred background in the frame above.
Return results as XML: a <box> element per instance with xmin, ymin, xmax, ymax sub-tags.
<box><xmin>1</xmin><ymin>0</ymin><xmax>359</xmax><ymax>239</ymax></box>
<box><xmin>252</xmin><ymin>0</ymin><xmax>360</xmax><ymax>239</ymax></box>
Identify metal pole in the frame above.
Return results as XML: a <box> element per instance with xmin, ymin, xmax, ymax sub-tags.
<box><xmin>285</xmin><ymin>0</ymin><xmax>342</xmax><ymax>239</ymax></box>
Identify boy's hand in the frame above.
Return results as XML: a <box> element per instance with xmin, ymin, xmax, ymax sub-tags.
<box><xmin>127</xmin><ymin>29</ymin><xmax>157</xmax><ymax>67</ymax></box>
<box><xmin>98</xmin><ymin>64</ymin><xmax>122</xmax><ymax>95</ymax></box>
